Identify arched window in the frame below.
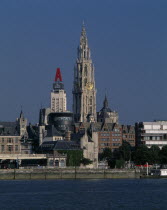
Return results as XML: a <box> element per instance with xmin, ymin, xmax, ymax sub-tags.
<box><xmin>60</xmin><ymin>160</ymin><xmax>65</xmax><ymax>167</ymax></box>
<box><xmin>55</xmin><ymin>160</ymin><xmax>59</xmax><ymax>167</ymax></box>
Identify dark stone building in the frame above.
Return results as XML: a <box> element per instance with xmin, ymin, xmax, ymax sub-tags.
<box><xmin>97</xmin><ymin>96</ymin><xmax>119</xmax><ymax>124</ymax></box>
<box><xmin>122</xmin><ymin>125</ymin><xmax>136</xmax><ymax>147</ymax></box>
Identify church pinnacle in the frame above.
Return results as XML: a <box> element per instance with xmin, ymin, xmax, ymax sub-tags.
<box><xmin>103</xmin><ymin>95</ymin><xmax>109</xmax><ymax>109</ymax></box>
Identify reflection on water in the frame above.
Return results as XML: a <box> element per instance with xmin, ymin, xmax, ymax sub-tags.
<box><xmin>0</xmin><ymin>179</ymin><xmax>166</xmax><ymax>209</ymax></box>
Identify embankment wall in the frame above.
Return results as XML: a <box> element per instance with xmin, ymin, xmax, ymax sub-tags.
<box><xmin>0</xmin><ymin>168</ymin><xmax>140</xmax><ymax>180</ymax></box>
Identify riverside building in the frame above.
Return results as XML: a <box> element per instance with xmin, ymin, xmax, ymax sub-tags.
<box><xmin>0</xmin><ymin>111</ymin><xmax>35</xmax><ymax>155</ymax></box>
<box><xmin>135</xmin><ymin>121</ymin><xmax>167</xmax><ymax>149</ymax></box>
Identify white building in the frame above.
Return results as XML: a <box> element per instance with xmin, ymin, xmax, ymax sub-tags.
<box><xmin>136</xmin><ymin>121</ymin><xmax>167</xmax><ymax>149</ymax></box>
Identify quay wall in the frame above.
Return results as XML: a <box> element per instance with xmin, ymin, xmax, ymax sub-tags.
<box><xmin>0</xmin><ymin>168</ymin><xmax>140</xmax><ymax>180</ymax></box>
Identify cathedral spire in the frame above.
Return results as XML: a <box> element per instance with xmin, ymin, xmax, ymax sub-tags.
<box><xmin>81</xmin><ymin>21</ymin><xmax>87</xmax><ymax>38</ymax></box>
<box><xmin>73</xmin><ymin>25</ymin><xmax>97</xmax><ymax>123</ymax></box>
<box><xmin>77</xmin><ymin>23</ymin><xmax>90</xmax><ymax>61</ymax></box>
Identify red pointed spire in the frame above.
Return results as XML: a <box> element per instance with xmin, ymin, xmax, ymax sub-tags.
<box><xmin>55</xmin><ymin>68</ymin><xmax>62</xmax><ymax>82</ymax></box>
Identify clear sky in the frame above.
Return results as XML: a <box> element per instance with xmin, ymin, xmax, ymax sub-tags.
<box><xmin>0</xmin><ymin>0</ymin><xmax>167</xmax><ymax>125</ymax></box>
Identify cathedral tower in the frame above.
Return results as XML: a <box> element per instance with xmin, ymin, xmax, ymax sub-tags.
<box><xmin>51</xmin><ymin>68</ymin><xmax>67</xmax><ymax>112</ymax></box>
<box><xmin>73</xmin><ymin>24</ymin><xmax>97</xmax><ymax>122</ymax></box>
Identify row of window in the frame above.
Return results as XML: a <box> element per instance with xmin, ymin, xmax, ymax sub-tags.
<box><xmin>100</xmin><ymin>143</ymin><xmax>121</xmax><ymax>148</ymax></box>
<box><xmin>100</xmin><ymin>138</ymin><xmax>121</xmax><ymax>142</ymax></box>
<box><xmin>112</xmin><ymin>133</ymin><xmax>121</xmax><ymax>137</ymax></box>
<box><xmin>0</xmin><ymin>138</ymin><xmax>19</xmax><ymax>143</ymax></box>
<box><xmin>123</xmin><ymin>135</ymin><xmax>135</xmax><ymax>139</ymax></box>
<box><xmin>100</xmin><ymin>138</ymin><xmax>109</xmax><ymax>141</ymax></box>
<box><xmin>112</xmin><ymin>143</ymin><xmax>121</xmax><ymax>146</ymax></box>
<box><xmin>112</xmin><ymin>139</ymin><xmax>121</xmax><ymax>142</ymax></box>
<box><xmin>1</xmin><ymin>145</ymin><xmax>19</xmax><ymax>152</ymax></box>
<box><xmin>143</xmin><ymin>136</ymin><xmax>162</xmax><ymax>140</ymax></box>
<box><xmin>114</xmin><ymin>129</ymin><xmax>120</xmax><ymax>132</ymax></box>
<box><xmin>101</xmin><ymin>133</ymin><xmax>135</xmax><ymax>138</ymax></box>
<box><xmin>127</xmin><ymin>140</ymin><xmax>135</xmax><ymax>142</ymax></box>
<box><xmin>100</xmin><ymin>143</ymin><xmax>109</xmax><ymax>146</ymax></box>
<box><xmin>100</xmin><ymin>133</ymin><xmax>110</xmax><ymax>137</ymax></box>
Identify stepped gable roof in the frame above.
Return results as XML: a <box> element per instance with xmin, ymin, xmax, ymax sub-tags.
<box><xmin>100</xmin><ymin>122</ymin><xmax>114</xmax><ymax>131</ymax></box>
<box><xmin>0</xmin><ymin>121</ymin><xmax>19</xmax><ymax>136</ymax></box>
<box><xmin>93</xmin><ymin>122</ymin><xmax>103</xmax><ymax>131</ymax></box>
<box><xmin>127</xmin><ymin>125</ymin><xmax>135</xmax><ymax>133</ymax></box>
<box><xmin>39</xmin><ymin>140</ymin><xmax>81</xmax><ymax>152</ymax></box>
<box><xmin>122</xmin><ymin>125</ymin><xmax>135</xmax><ymax>133</ymax></box>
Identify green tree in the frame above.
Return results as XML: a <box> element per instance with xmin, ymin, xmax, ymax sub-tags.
<box><xmin>99</xmin><ymin>148</ymin><xmax>113</xmax><ymax>168</ymax></box>
<box><xmin>134</xmin><ymin>145</ymin><xmax>150</xmax><ymax>165</ymax></box>
<box><xmin>80</xmin><ymin>158</ymin><xmax>93</xmax><ymax>166</ymax></box>
<box><xmin>58</xmin><ymin>150</ymin><xmax>83</xmax><ymax>166</ymax></box>
<box><xmin>119</xmin><ymin>141</ymin><xmax>132</xmax><ymax>161</ymax></box>
<box><xmin>159</xmin><ymin>145</ymin><xmax>167</xmax><ymax>164</ymax></box>
<box><xmin>149</xmin><ymin>145</ymin><xmax>160</xmax><ymax>164</ymax></box>
<box><xmin>115</xmin><ymin>159</ymin><xmax>125</xmax><ymax>169</ymax></box>
<box><xmin>99</xmin><ymin>148</ymin><xmax>112</xmax><ymax>161</ymax></box>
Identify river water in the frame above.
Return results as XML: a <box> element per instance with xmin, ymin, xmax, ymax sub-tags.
<box><xmin>0</xmin><ymin>179</ymin><xmax>166</xmax><ymax>209</ymax></box>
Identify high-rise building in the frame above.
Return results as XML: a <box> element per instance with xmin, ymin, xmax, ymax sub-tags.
<box><xmin>73</xmin><ymin>24</ymin><xmax>96</xmax><ymax>123</ymax></box>
<box><xmin>135</xmin><ymin>121</ymin><xmax>167</xmax><ymax>149</ymax></box>
<box><xmin>51</xmin><ymin>68</ymin><xmax>67</xmax><ymax>113</ymax></box>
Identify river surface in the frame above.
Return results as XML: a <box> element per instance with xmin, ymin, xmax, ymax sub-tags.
<box><xmin>0</xmin><ymin>179</ymin><xmax>166</xmax><ymax>209</ymax></box>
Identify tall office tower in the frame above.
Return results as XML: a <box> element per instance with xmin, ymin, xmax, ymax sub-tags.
<box><xmin>73</xmin><ymin>24</ymin><xmax>97</xmax><ymax>123</ymax></box>
<box><xmin>51</xmin><ymin>68</ymin><xmax>67</xmax><ymax>113</ymax></box>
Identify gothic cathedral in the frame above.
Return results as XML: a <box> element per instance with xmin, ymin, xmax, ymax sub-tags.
<box><xmin>73</xmin><ymin>24</ymin><xmax>97</xmax><ymax>123</ymax></box>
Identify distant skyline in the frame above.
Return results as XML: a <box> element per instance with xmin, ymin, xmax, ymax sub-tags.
<box><xmin>0</xmin><ymin>0</ymin><xmax>167</xmax><ymax>124</ymax></box>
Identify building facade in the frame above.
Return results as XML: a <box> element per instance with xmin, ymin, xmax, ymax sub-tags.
<box><xmin>97</xmin><ymin>123</ymin><xmax>122</xmax><ymax>153</ymax></box>
<box><xmin>122</xmin><ymin>125</ymin><xmax>136</xmax><ymax>147</ymax></box>
<box><xmin>73</xmin><ymin>24</ymin><xmax>97</xmax><ymax>123</ymax></box>
<box><xmin>0</xmin><ymin>112</ymin><xmax>33</xmax><ymax>155</ymax></box>
<box><xmin>136</xmin><ymin>121</ymin><xmax>167</xmax><ymax>149</ymax></box>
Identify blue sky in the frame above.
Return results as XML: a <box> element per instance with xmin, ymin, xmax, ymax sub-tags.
<box><xmin>0</xmin><ymin>0</ymin><xmax>167</xmax><ymax>124</ymax></box>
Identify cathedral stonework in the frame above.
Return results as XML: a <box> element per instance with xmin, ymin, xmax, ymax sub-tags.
<box><xmin>73</xmin><ymin>24</ymin><xmax>97</xmax><ymax>123</ymax></box>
